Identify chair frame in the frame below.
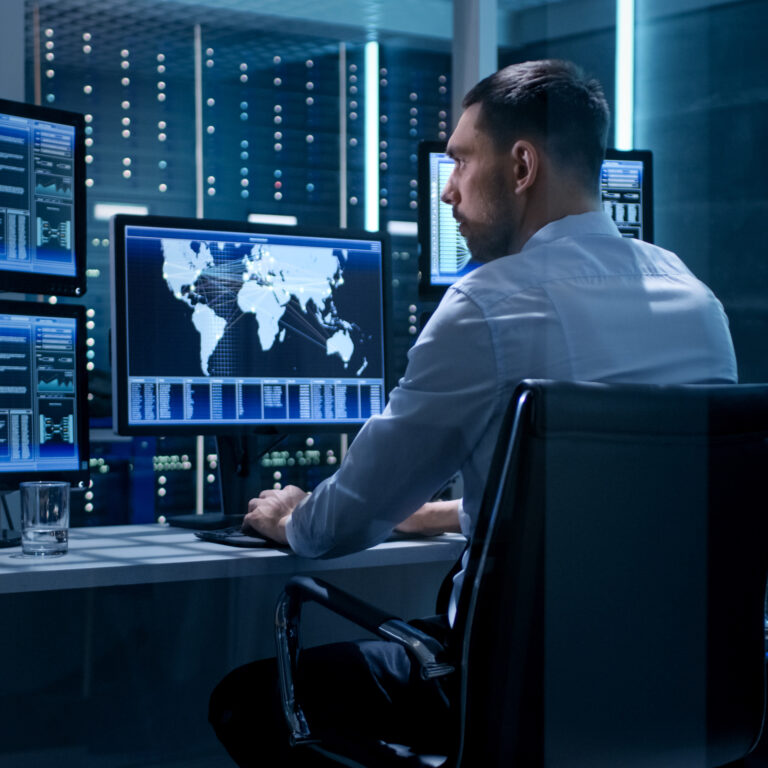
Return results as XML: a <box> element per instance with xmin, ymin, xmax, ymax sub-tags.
<box><xmin>274</xmin><ymin>380</ymin><xmax>768</xmax><ymax>767</ymax></box>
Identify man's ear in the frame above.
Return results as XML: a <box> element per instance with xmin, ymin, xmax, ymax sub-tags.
<box><xmin>510</xmin><ymin>139</ymin><xmax>539</xmax><ymax>195</ymax></box>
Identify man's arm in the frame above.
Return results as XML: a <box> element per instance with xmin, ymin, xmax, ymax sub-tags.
<box><xmin>394</xmin><ymin>500</ymin><xmax>461</xmax><ymax>535</ymax></box>
<box><xmin>287</xmin><ymin>298</ymin><xmax>495</xmax><ymax>557</ymax></box>
<box><xmin>244</xmin><ymin>492</ymin><xmax>462</xmax><ymax>542</ymax></box>
<box><xmin>262</xmin><ymin>289</ymin><xmax>497</xmax><ymax>559</ymax></box>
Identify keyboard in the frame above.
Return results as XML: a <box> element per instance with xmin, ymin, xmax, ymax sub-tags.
<box><xmin>194</xmin><ymin>526</ymin><xmax>272</xmax><ymax>548</ymax></box>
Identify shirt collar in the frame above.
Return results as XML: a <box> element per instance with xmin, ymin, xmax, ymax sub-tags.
<box><xmin>521</xmin><ymin>211</ymin><xmax>621</xmax><ymax>253</ymax></box>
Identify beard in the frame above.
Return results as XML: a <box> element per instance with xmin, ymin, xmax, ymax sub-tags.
<box><xmin>458</xmin><ymin>170</ymin><xmax>515</xmax><ymax>263</ymax></box>
<box><xmin>463</xmin><ymin>215</ymin><xmax>514</xmax><ymax>263</ymax></box>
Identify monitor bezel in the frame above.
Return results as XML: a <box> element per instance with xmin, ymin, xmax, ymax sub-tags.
<box><xmin>0</xmin><ymin>299</ymin><xmax>90</xmax><ymax>492</ymax></box>
<box><xmin>110</xmin><ymin>213</ymin><xmax>392</xmax><ymax>436</ymax></box>
<box><xmin>603</xmin><ymin>148</ymin><xmax>654</xmax><ymax>245</ymax></box>
<box><xmin>0</xmin><ymin>98</ymin><xmax>87</xmax><ymax>297</ymax></box>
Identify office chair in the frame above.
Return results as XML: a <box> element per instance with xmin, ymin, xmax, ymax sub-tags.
<box><xmin>275</xmin><ymin>380</ymin><xmax>768</xmax><ymax>767</ymax></box>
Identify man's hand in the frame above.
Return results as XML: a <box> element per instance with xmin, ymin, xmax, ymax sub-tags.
<box><xmin>242</xmin><ymin>485</ymin><xmax>309</xmax><ymax>546</ymax></box>
<box><xmin>395</xmin><ymin>499</ymin><xmax>462</xmax><ymax>536</ymax></box>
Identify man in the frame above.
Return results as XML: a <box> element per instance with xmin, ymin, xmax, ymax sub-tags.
<box><xmin>210</xmin><ymin>59</ymin><xmax>737</xmax><ymax>765</ymax></box>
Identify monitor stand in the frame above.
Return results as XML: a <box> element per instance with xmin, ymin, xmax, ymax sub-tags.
<box><xmin>166</xmin><ymin>434</ymin><xmax>286</xmax><ymax>530</ymax></box>
<box><xmin>0</xmin><ymin>491</ymin><xmax>21</xmax><ymax>547</ymax></box>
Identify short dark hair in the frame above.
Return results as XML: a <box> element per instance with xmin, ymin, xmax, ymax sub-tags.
<box><xmin>462</xmin><ymin>59</ymin><xmax>610</xmax><ymax>191</ymax></box>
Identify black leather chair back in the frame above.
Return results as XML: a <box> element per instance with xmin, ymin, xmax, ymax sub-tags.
<box><xmin>454</xmin><ymin>381</ymin><xmax>768</xmax><ymax>767</ymax></box>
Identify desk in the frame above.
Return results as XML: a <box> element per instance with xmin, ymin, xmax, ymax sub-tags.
<box><xmin>0</xmin><ymin>526</ymin><xmax>465</xmax><ymax>768</ymax></box>
<box><xmin>0</xmin><ymin>524</ymin><xmax>466</xmax><ymax>594</ymax></box>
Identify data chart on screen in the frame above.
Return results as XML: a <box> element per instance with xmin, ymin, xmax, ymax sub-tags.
<box><xmin>601</xmin><ymin>158</ymin><xmax>645</xmax><ymax>239</ymax></box>
<box><xmin>0</xmin><ymin>108</ymin><xmax>78</xmax><ymax>280</ymax></box>
<box><xmin>0</xmin><ymin>309</ymin><xmax>83</xmax><ymax>475</ymax></box>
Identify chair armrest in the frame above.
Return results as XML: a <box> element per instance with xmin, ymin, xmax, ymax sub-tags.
<box><xmin>284</xmin><ymin>574</ymin><xmax>399</xmax><ymax>632</ymax></box>
<box><xmin>275</xmin><ymin>575</ymin><xmax>454</xmax><ymax>745</ymax></box>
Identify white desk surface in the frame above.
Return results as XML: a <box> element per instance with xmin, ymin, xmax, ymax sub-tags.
<box><xmin>0</xmin><ymin>524</ymin><xmax>466</xmax><ymax>594</ymax></box>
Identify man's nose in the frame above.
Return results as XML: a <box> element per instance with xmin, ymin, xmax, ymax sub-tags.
<box><xmin>441</xmin><ymin>171</ymin><xmax>457</xmax><ymax>205</ymax></box>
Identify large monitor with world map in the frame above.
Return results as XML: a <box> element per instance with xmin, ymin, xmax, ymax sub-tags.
<box><xmin>110</xmin><ymin>215</ymin><xmax>390</xmax><ymax>436</ymax></box>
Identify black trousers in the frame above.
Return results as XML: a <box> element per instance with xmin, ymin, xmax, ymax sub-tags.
<box><xmin>209</xmin><ymin>633</ymin><xmax>455</xmax><ymax>767</ymax></box>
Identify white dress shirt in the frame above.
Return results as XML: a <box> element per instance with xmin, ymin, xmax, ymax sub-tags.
<box><xmin>286</xmin><ymin>212</ymin><xmax>737</xmax><ymax>619</ymax></box>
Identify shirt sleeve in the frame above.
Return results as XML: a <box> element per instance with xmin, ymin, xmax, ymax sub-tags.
<box><xmin>285</xmin><ymin>287</ymin><xmax>498</xmax><ymax>558</ymax></box>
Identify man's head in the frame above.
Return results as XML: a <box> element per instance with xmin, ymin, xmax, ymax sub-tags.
<box><xmin>441</xmin><ymin>59</ymin><xmax>610</xmax><ymax>261</ymax></box>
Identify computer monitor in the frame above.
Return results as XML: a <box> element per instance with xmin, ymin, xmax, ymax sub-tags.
<box><xmin>0</xmin><ymin>300</ymin><xmax>90</xmax><ymax>492</ymax></box>
<box><xmin>417</xmin><ymin>141</ymin><xmax>654</xmax><ymax>299</ymax></box>
<box><xmin>601</xmin><ymin>148</ymin><xmax>654</xmax><ymax>243</ymax></box>
<box><xmin>110</xmin><ymin>215</ymin><xmax>390</xmax><ymax>436</ymax></box>
<box><xmin>417</xmin><ymin>140</ymin><xmax>477</xmax><ymax>301</ymax></box>
<box><xmin>0</xmin><ymin>98</ymin><xmax>86</xmax><ymax>297</ymax></box>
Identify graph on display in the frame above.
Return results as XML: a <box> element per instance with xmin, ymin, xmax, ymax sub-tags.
<box><xmin>38</xmin><ymin>371</ymin><xmax>75</xmax><ymax>393</ymax></box>
<box><xmin>35</xmin><ymin>173</ymin><xmax>73</xmax><ymax>199</ymax></box>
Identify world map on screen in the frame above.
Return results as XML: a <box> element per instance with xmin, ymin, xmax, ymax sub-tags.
<box><xmin>160</xmin><ymin>239</ymin><xmax>360</xmax><ymax>376</ymax></box>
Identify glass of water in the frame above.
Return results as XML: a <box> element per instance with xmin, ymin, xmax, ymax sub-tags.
<box><xmin>20</xmin><ymin>481</ymin><xmax>70</xmax><ymax>557</ymax></box>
